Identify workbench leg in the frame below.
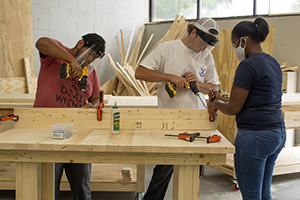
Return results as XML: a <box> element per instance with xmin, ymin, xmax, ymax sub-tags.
<box><xmin>40</xmin><ymin>163</ymin><xmax>55</xmax><ymax>200</ymax></box>
<box><xmin>173</xmin><ymin>165</ymin><xmax>199</xmax><ymax>200</ymax></box>
<box><xmin>136</xmin><ymin>165</ymin><xmax>145</xmax><ymax>192</ymax></box>
<box><xmin>136</xmin><ymin>165</ymin><xmax>145</xmax><ymax>200</ymax></box>
<box><xmin>16</xmin><ymin>162</ymin><xmax>38</xmax><ymax>200</ymax></box>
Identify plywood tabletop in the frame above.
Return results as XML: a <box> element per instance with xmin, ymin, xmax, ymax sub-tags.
<box><xmin>0</xmin><ymin>128</ymin><xmax>234</xmax><ymax>154</ymax></box>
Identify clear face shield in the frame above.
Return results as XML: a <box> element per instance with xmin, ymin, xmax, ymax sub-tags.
<box><xmin>195</xmin><ymin>28</ymin><xmax>219</xmax><ymax>57</ymax></box>
<box><xmin>75</xmin><ymin>44</ymin><xmax>105</xmax><ymax>75</ymax></box>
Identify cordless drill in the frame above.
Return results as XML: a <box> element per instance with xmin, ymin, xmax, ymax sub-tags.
<box><xmin>165</xmin><ymin>74</ymin><xmax>207</xmax><ymax>108</ymax></box>
<box><xmin>60</xmin><ymin>63</ymin><xmax>89</xmax><ymax>106</ymax></box>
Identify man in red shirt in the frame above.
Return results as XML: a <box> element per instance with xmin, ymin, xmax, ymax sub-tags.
<box><xmin>34</xmin><ymin>33</ymin><xmax>106</xmax><ymax>200</ymax></box>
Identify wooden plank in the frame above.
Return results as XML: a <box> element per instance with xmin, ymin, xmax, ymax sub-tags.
<box><xmin>0</xmin><ymin>77</ymin><xmax>37</xmax><ymax>94</ymax></box>
<box><xmin>13</xmin><ymin>108</ymin><xmax>111</xmax><ymax>130</ymax></box>
<box><xmin>0</xmin><ymin>93</ymin><xmax>35</xmax><ymax>108</ymax></box>
<box><xmin>40</xmin><ymin>163</ymin><xmax>54</xmax><ymax>200</ymax></box>
<box><xmin>136</xmin><ymin>165</ymin><xmax>145</xmax><ymax>192</ymax></box>
<box><xmin>120</xmin><ymin>109</ymin><xmax>218</xmax><ymax>130</ymax></box>
<box><xmin>0</xmin><ymin>121</ymin><xmax>14</xmax><ymax>133</ymax></box>
<box><xmin>173</xmin><ymin>165</ymin><xmax>199</xmax><ymax>200</ymax></box>
<box><xmin>0</xmin><ymin>150</ymin><xmax>227</xmax><ymax>166</ymax></box>
<box><xmin>283</xmin><ymin>110</ymin><xmax>300</xmax><ymax>129</ymax></box>
<box><xmin>13</xmin><ymin>108</ymin><xmax>217</xmax><ymax>130</ymax></box>
<box><xmin>15</xmin><ymin>162</ymin><xmax>38</xmax><ymax>200</ymax></box>
<box><xmin>209</xmin><ymin>164</ymin><xmax>234</xmax><ymax>177</ymax></box>
<box><xmin>23</xmin><ymin>57</ymin><xmax>34</xmax><ymax>94</ymax></box>
<box><xmin>275</xmin><ymin>146</ymin><xmax>300</xmax><ymax>167</ymax></box>
<box><xmin>0</xmin><ymin>162</ymin><xmax>15</xmax><ymax>189</ymax></box>
<box><xmin>0</xmin><ymin>0</ymin><xmax>35</xmax><ymax>77</ymax></box>
<box><xmin>0</xmin><ymin>128</ymin><xmax>233</xmax><ymax>155</ymax></box>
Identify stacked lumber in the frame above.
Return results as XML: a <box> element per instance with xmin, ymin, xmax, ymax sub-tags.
<box><xmin>279</xmin><ymin>61</ymin><xmax>298</xmax><ymax>72</ymax></box>
<box><xmin>121</xmin><ymin>167</ymin><xmax>133</xmax><ymax>182</ymax></box>
<box><xmin>102</xmin><ymin>14</ymin><xmax>188</xmax><ymax>96</ymax></box>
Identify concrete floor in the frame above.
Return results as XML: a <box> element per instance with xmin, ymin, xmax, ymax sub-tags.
<box><xmin>0</xmin><ymin>165</ymin><xmax>299</xmax><ymax>200</ymax></box>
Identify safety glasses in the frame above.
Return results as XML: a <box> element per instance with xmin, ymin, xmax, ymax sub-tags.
<box><xmin>195</xmin><ymin>28</ymin><xmax>219</xmax><ymax>46</ymax></box>
<box><xmin>232</xmin><ymin>38</ymin><xmax>240</xmax><ymax>49</ymax></box>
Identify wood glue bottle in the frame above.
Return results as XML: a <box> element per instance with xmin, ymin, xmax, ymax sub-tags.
<box><xmin>111</xmin><ymin>101</ymin><xmax>120</xmax><ymax>134</ymax></box>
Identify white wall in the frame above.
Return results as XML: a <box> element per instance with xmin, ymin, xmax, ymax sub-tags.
<box><xmin>31</xmin><ymin>0</ymin><xmax>149</xmax><ymax>85</ymax></box>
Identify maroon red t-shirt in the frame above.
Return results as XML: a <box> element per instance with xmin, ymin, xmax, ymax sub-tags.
<box><xmin>34</xmin><ymin>39</ymin><xmax>100</xmax><ymax>108</ymax></box>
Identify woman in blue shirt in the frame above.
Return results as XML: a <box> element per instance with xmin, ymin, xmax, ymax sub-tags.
<box><xmin>208</xmin><ymin>17</ymin><xmax>286</xmax><ymax>200</ymax></box>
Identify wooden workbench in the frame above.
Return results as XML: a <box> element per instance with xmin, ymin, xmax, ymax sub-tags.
<box><xmin>0</xmin><ymin>95</ymin><xmax>158</xmax><ymax>194</ymax></box>
<box><xmin>0</xmin><ymin>108</ymin><xmax>234</xmax><ymax>200</ymax></box>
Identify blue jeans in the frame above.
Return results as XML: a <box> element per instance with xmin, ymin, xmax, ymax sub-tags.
<box><xmin>234</xmin><ymin>128</ymin><xmax>286</xmax><ymax>200</ymax></box>
<box><xmin>143</xmin><ymin>165</ymin><xmax>204</xmax><ymax>200</ymax></box>
<box><xmin>55</xmin><ymin>163</ymin><xmax>91</xmax><ymax>200</ymax></box>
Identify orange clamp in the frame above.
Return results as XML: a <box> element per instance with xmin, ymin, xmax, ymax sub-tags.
<box><xmin>0</xmin><ymin>113</ymin><xmax>19</xmax><ymax>121</ymax></box>
<box><xmin>96</xmin><ymin>90</ymin><xmax>104</xmax><ymax>121</ymax></box>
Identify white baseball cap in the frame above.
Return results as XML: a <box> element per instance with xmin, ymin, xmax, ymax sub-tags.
<box><xmin>194</xmin><ymin>18</ymin><xmax>219</xmax><ymax>38</ymax></box>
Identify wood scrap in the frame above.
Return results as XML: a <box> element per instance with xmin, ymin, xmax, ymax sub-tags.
<box><xmin>23</xmin><ymin>57</ymin><xmax>34</xmax><ymax>94</ymax></box>
<box><xmin>121</xmin><ymin>167</ymin><xmax>133</xmax><ymax>182</ymax></box>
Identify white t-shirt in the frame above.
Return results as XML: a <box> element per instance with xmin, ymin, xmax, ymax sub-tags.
<box><xmin>139</xmin><ymin>40</ymin><xmax>220</xmax><ymax>109</ymax></box>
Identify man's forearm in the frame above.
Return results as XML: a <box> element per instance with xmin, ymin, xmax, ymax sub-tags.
<box><xmin>197</xmin><ymin>82</ymin><xmax>218</xmax><ymax>94</ymax></box>
<box><xmin>36</xmin><ymin>37</ymin><xmax>76</xmax><ymax>64</ymax></box>
<box><xmin>135</xmin><ymin>66</ymin><xmax>172</xmax><ymax>82</ymax></box>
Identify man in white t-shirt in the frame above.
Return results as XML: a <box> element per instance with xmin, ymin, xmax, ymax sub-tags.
<box><xmin>135</xmin><ymin>18</ymin><xmax>220</xmax><ymax>200</ymax></box>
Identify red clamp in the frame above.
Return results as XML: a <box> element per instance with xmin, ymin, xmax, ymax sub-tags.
<box><xmin>96</xmin><ymin>90</ymin><xmax>104</xmax><ymax>121</ymax></box>
<box><xmin>0</xmin><ymin>113</ymin><xmax>19</xmax><ymax>121</ymax></box>
<box><xmin>209</xmin><ymin>97</ymin><xmax>217</xmax><ymax>122</ymax></box>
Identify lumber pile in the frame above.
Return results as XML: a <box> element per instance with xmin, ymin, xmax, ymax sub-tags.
<box><xmin>121</xmin><ymin>167</ymin><xmax>133</xmax><ymax>182</ymax></box>
<box><xmin>279</xmin><ymin>61</ymin><xmax>298</xmax><ymax>72</ymax></box>
<box><xmin>102</xmin><ymin>14</ymin><xmax>188</xmax><ymax>96</ymax></box>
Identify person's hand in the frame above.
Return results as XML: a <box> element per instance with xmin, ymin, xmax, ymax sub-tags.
<box><xmin>184</xmin><ymin>71</ymin><xmax>198</xmax><ymax>82</ymax></box>
<box><xmin>207</xmin><ymin>100</ymin><xmax>218</xmax><ymax>119</ymax></box>
<box><xmin>208</xmin><ymin>89</ymin><xmax>221</xmax><ymax>101</ymax></box>
<box><xmin>82</xmin><ymin>101</ymin><xmax>94</xmax><ymax>108</ymax></box>
<box><xmin>70</xmin><ymin>60</ymin><xmax>83</xmax><ymax>78</ymax></box>
<box><xmin>169</xmin><ymin>75</ymin><xmax>187</xmax><ymax>89</ymax></box>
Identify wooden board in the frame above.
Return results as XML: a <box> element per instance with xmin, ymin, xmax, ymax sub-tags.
<box><xmin>0</xmin><ymin>77</ymin><xmax>37</xmax><ymax>94</ymax></box>
<box><xmin>0</xmin><ymin>0</ymin><xmax>35</xmax><ymax>77</ymax></box>
<box><xmin>211</xmin><ymin>26</ymin><xmax>275</xmax><ymax>144</ymax></box>
<box><xmin>282</xmin><ymin>105</ymin><xmax>300</xmax><ymax>129</ymax></box>
<box><xmin>13</xmin><ymin>108</ymin><xmax>218</xmax><ymax>130</ymax></box>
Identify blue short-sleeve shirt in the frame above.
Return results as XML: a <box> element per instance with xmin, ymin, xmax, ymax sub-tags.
<box><xmin>233</xmin><ymin>53</ymin><xmax>285</xmax><ymax>130</ymax></box>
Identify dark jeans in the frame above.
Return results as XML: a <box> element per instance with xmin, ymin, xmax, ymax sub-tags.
<box><xmin>234</xmin><ymin>128</ymin><xmax>286</xmax><ymax>200</ymax></box>
<box><xmin>143</xmin><ymin>165</ymin><xmax>204</xmax><ymax>200</ymax></box>
<box><xmin>55</xmin><ymin>163</ymin><xmax>91</xmax><ymax>200</ymax></box>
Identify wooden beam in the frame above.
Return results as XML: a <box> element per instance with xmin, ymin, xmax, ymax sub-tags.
<box><xmin>16</xmin><ymin>162</ymin><xmax>38</xmax><ymax>200</ymax></box>
<box><xmin>23</xmin><ymin>57</ymin><xmax>34</xmax><ymax>94</ymax></box>
<box><xmin>173</xmin><ymin>165</ymin><xmax>199</xmax><ymax>200</ymax></box>
<box><xmin>13</xmin><ymin>108</ymin><xmax>218</xmax><ymax>130</ymax></box>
